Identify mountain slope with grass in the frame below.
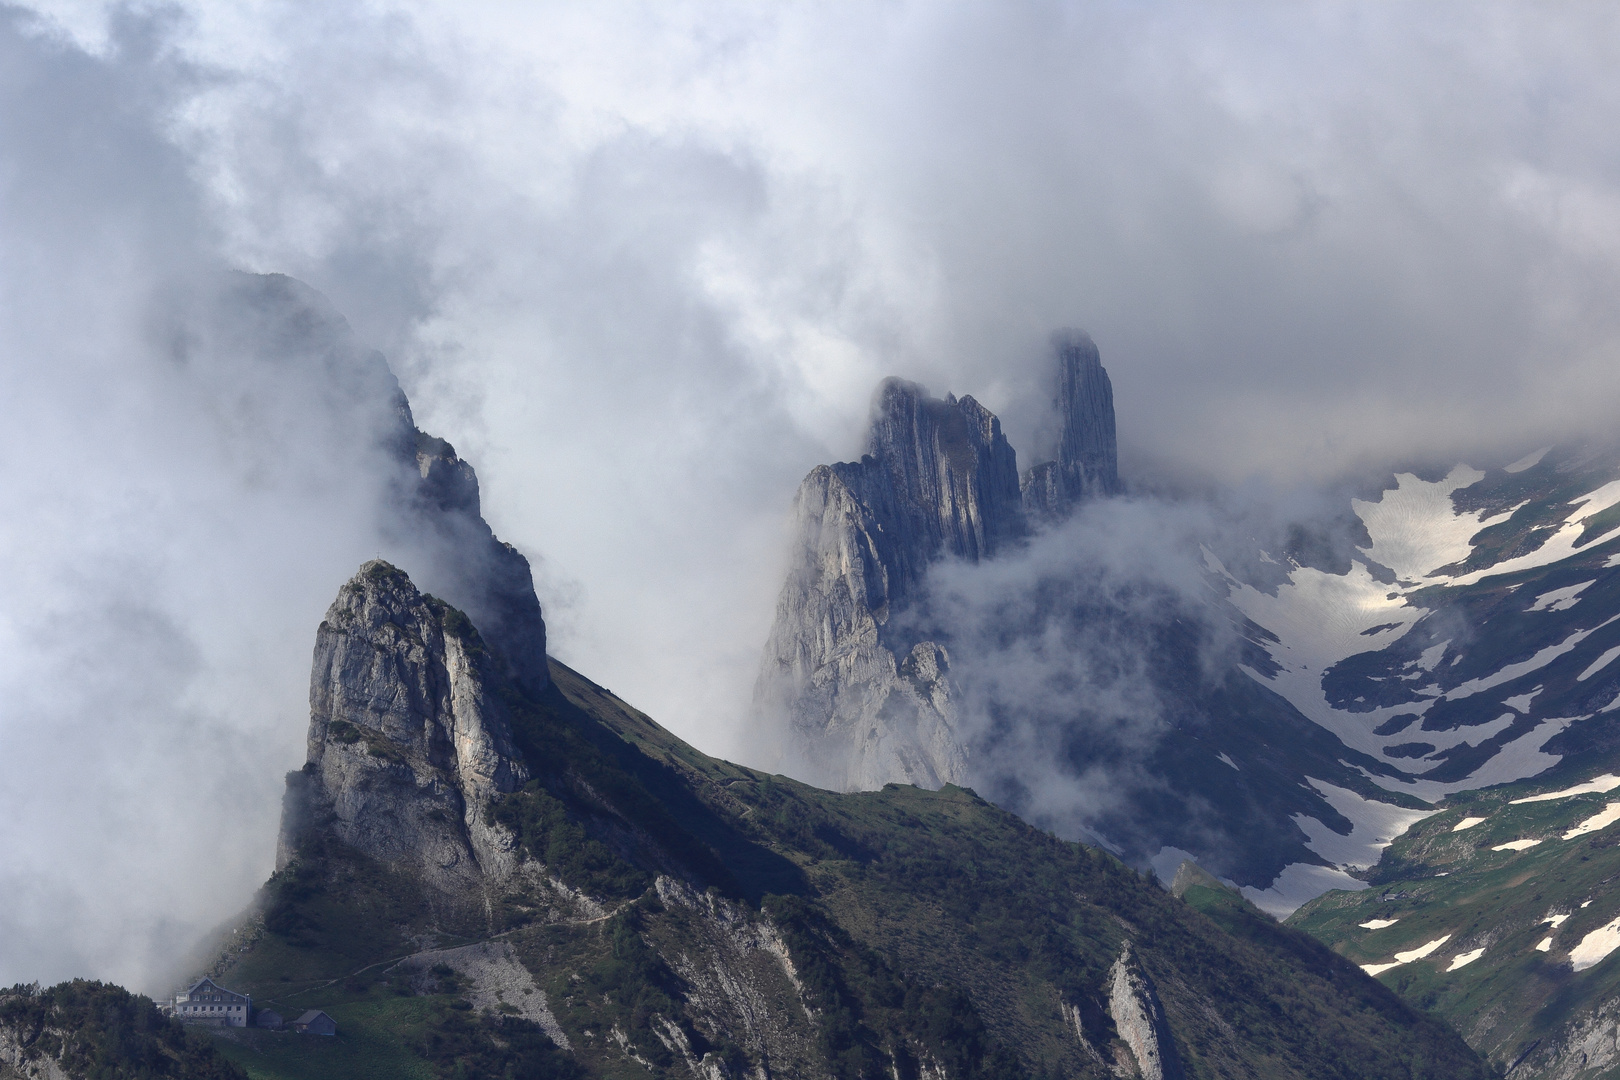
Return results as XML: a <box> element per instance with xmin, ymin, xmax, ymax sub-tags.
<box><xmin>191</xmin><ymin>560</ymin><xmax>1492</xmax><ymax>1080</ymax></box>
<box><xmin>1290</xmin><ymin>751</ymin><xmax>1620</xmax><ymax>1079</ymax></box>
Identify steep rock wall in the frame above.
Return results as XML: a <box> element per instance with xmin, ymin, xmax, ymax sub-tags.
<box><xmin>1023</xmin><ymin>330</ymin><xmax>1121</xmax><ymax>516</ymax></box>
<box><xmin>1108</xmin><ymin>944</ymin><xmax>1183</xmax><ymax>1080</ymax></box>
<box><xmin>755</xmin><ymin>379</ymin><xmax>1022</xmax><ymax>789</ymax></box>
<box><xmin>279</xmin><ymin>561</ymin><xmax>529</xmax><ymax>903</ymax></box>
<box><xmin>755</xmin><ymin>340</ymin><xmax>1119</xmax><ymax>791</ymax></box>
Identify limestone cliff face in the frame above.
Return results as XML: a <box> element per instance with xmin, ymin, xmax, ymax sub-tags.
<box><xmin>755</xmin><ymin>379</ymin><xmax>1023</xmax><ymax>790</ymax></box>
<box><xmin>756</xmin><ymin>338</ymin><xmax>1119</xmax><ymax>791</ymax></box>
<box><xmin>1108</xmin><ymin>944</ymin><xmax>1183</xmax><ymax>1080</ymax></box>
<box><xmin>279</xmin><ymin>561</ymin><xmax>528</xmax><ymax>901</ymax></box>
<box><xmin>1021</xmin><ymin>330</ymin><xmax>1121</xmax><ymax>516</ymax></box>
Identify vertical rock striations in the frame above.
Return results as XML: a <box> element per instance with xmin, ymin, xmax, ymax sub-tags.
<box><xmin>1021</xmin><ymin>330</ymin><xmax>1121</xmax><ymax>516</ymax></box>
<box><xmin>1108</xmin><ymin>944</ymin><xmax>1184</xmax><ymax>1080</ymax></box>
<box><xmin>279</xmin><ymin>561</ymin><xmax>529</xmax><ymax>906</ymax></box>
<box><xmin>756</xmin><ymin>339</ymin><xmax>1120</xmax><ymax>791</ymax></box>
<box><xmin>755</xmin><ymin>380</ymin><xmax>1024</xmax><ymax>790</ymax></box>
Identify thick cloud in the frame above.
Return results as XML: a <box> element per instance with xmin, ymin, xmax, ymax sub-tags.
<box><xmin>9</xmin><ymin>1</ymin><xmax>1620</xmax><ymax>985</ymax></box>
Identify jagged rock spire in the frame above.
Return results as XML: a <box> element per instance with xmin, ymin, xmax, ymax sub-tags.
<box><xmin>753</xmin><ymin>379</ymin><xmax>1018</xmax><ymax>790</ymax></box>
<box><xmin>1022</xmin><ymin>330</ymin><xmax>1121</xmax><ymax>515</ymax></box>
<box><xmin>754</xmin><ymin>331</ymin><xmax>1121</xmax><ymax>792</ymax></box>
<box><xmin>861</xmin><ymin>377</ymin><xmax>1024</xmax><ymax>596</ymax></box>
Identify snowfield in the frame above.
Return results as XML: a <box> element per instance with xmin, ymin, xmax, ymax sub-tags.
<box><xmin>1216</xmin><ymin>459</ymin><xmax>1620</xmax><ymax>913</ymax></box>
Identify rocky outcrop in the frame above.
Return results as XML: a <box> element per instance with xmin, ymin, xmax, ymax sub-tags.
<box><xmin>652</xmin><ymin>876</ymin><xmax>824</xmax><ymax>1078</ymax></box>
<box><xmin>754</xmin><ymin>379</ymin><xmax>1023</xmax><ymax>789</ymax></box>
<box><xmin>1504</xmin><ymin>993</ymin><xmax>1620</xmax><ymax>1079</ymax></box>
<box><xmin>1022</xmin><ymin>330</ymin><xmax>1121</xmax><ymax>516</ymax></box>
<box><xmin>1108</xmin><ymin>944</ymin><xmax>1183</xmax><ymax>1080</ymax></box>
<box><xmin>278</xmin><ymin>561</ymin><xmax>528</xmax><ymax>902</ymax></box>
<box><xmin>755</xmin><ymin>338</ymin><xmax>1119</xmax><ymax>791</ymax></box>
<box><xmin>392</xmin><ymin>424</ymin><xmax>550</xmax><ymax>697</ymax></box>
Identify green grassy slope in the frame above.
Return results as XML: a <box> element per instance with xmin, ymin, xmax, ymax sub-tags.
<box><xmin>207</xmin><ymin>659</ymin><xmax>1489</xmax><ymax>1080</ymax></box>
<box><xmin>1290</xmin><ymin>763</ymin><xmax>1620</xmax><ymax>1075</ymax></box>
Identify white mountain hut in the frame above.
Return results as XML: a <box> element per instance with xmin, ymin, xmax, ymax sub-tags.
<box><xmin>173</xmin><ymin>977</ymin><xmax>252</xmax><ymax>1027</ymax></box>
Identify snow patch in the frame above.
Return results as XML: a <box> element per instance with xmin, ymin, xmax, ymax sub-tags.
<box><xmin>1370</xmin><ymin>715</ymin><xmax>1578</xmax><ymax>803</ymax></box>
<box><xmin>1511</xmin><ymin>774</ymin><xmax>1620</xmax><ymax>804</ymax></box>
<box><xmin>1354</xmin><ymin>468</ymin><xmax>1487</xmax><ymax>580</ymax></box>
<box><xmin>1537</xmin><ymin>937</ymin><xmax>1555</xmax><ymax>952</ymax></box>
<box><xmin>1448</xmin><ymin>622</ymin><xmax>1616</xmax><ymax>699</ymax></box>
<box><xmin>1492</xmin><ymin>838</ymin><xmax>1542</xmax><ymax>852</ymax></box>
<box><xmin>1452</xmin><ymin>816</ymin><xmax>1487</xmax><ymax>832</ymax></box>
<box><xmin>1506</xmin><ymin>447</ymin><xmax>1552</xmax><ymax>473</ymax></box>
<box><xmin>1217</xmin><ymin>752</ymin><xmax>1239</xmax><ymax>771</ymax></box>
<box><xmin>1545</xmin><ymin>912</ymin><xmax>1571</xmax><ymax>927</ymax></box>
<box><xmin>1147</xmin><ymin>846</ymin><xmax>1202</xmax><ymax>884</ymax></box>
<box><xmin>1360</xmin><ymin>918</ymin><xmax>1399</xmax><ymax>929</ymax></box>
<box><xmin>1504</xmin><ymin>687</ymin><xmax>1544</xmax><ymax>712</ymax></box>
<box><xmin>1417</xmin><ymin>641</ymin><xmax>1450</xmax><ymax>671</ymax></box>
<box><xmin>1447</xmin><ymin>947</ymin><xmax>1486</xmax><ymax>971</ymax></box>
<box><xmin>1580</xmin><ymin>646</ymin><xmax>1620</xmax><ymax>682</ymax></box>
<box><xmin>1528</xmin><ymin>580</ymin><xmax>1597</xmax><ymax>612</ymax></box>
<box><xmin>1294</xmin><ymin>780</ymin><xmax>1437</xmax><ymax>871</ymax></box>
<box><xmin>1363</xmin><ymin>934</ymin><xmax>1453</xmax><ymax>976</ymax></box>
<box><xmin>1564</xmin><ymin>802</ymin><xmax>1620</xmax><ymax>840</ymax></box>
<box><xmin>1571</xmin><ymin>915</ymin><xmax>1620</xmax><ymax>971</ymax></box>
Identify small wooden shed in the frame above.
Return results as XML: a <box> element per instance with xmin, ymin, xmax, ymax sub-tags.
<box><xmin>290</xmin><ymin>1010</ymin><xmax>337</xmax><ymax>1036</ymax></box>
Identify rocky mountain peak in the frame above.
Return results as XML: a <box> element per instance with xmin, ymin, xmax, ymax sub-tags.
<box><xmin>279</xmin><ymin>561</ymin><xmax>528</xmax><ymax>901</ymax></box>
<box><xmin>1022</xmin><ymin>330</ymin><xmax>1121</xmax><ymax>515</ymax></box>
<box><xmin>755</xmin><ymin>333</ymin><xmax>1121</xmax><ymax>791</ymax></box>
<box><xmin>750</xmin><ymin>375</ymin><xmax>1033</xmax><ymax>790</ymax></box>
<box><xmin>862</xmin><ymin>376</ymin><xmax>1024</xmax><ymax>583</ymax></box>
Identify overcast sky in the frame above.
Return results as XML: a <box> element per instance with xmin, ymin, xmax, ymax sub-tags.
<box><xmin>7</xmin><ymin>0</ymin><xmax>1620</xmax><ymax>987</ymax></box>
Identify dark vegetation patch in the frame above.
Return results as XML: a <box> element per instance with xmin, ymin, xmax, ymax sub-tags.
<box><xmin>1575</xmin><ymin>501</ymin><xmax>1620</xmax><ymax>548</ymax></box>
<box><xmin>0</xmin><ymin>981</ymin><xmax>246</xmax><ymax>1080</ymax></box>
<box><xmin>416</xmin><ymin>1005</ymin><xmax>584</xmax><ymax>1080</ymax></box>
<box><xmin>490</xmin><ymin>782</ymin><xmax>652</xmax><ymax>901</ymax></box>
<box><xmin>500</xmin><ymin>675</ymin><xmax>804</xmax><ymax>903</ymax></box>
<box><xmin>249</xmin><ymin>835</ymin><xmax>423</xmax><ymax>981</ymax></box>
<box><xmin>1384</xmin><ymin>743</ymin><xmax>1437</xmax><ymax>759</ymax></box>
<box><xmin>763</xmin><ymin>892</ymin><xmax>1027</xmax><ymax>1080</ymax></box>
<box><xmin>325</xmin><ymin>719</ymin><xmax>361</xmax><ymax>745</ymax></box>
<box><xmin>1376</xmin><ymin>714</ymin><xmax>1421</xmax><ymax>736</ymax></box>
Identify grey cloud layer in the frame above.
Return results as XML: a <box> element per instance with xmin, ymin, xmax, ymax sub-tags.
<box><xmin>6</xmin><ymin>0</ymin><xmax>1620</xmax><ymax>985</ymax></box>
